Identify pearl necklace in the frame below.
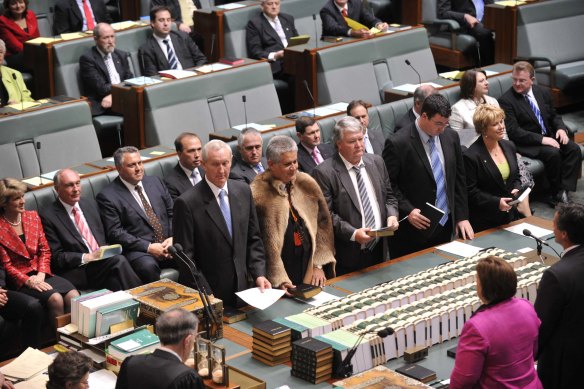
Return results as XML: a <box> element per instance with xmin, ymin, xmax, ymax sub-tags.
<box><xmin>3</xmin><ymin>214</ymin><xmax>22</xmax><ymax>226</ymax></box>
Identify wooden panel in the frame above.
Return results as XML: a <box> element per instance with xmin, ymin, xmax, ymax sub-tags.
<box><xmin>484</xmin><ymin>4</ymin><xmax>518</xmax><ymax>65</ymax></box>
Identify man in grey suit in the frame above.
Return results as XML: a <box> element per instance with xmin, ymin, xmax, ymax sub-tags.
<box><xmin>173</xmin><ymin>140</ymin><xmax>271</xmax><ymax>307</ymax></box>
<box><xmin>97</xmin><ymin>146</ymin><xmax>175</xmax><ymax>283</ymax></box>
<box><xmin>165</xmin><ymin>132</ymin><xmax>205</xmax><ymax>200</ymax></box>
<box><xmin>312</xmin><ymin>116</ymin><xmax>399</xmax><ymax>275</ymax></box>
<box><xmin>229</xmin><ymin>128</ymin><xmax>268</xmax><ymax>184</ymax></box>
<box><xmin>296</xmin><ymin>116</ymin><xmax>334</xmax><ymax>174</ymax></box>
<box><xmin>139</xmin><ymin>6</ymin><xmax>206</xmax><ymax>76</ymax></box>
<box><xmin>347</xmin><ymin>100</ymin><xmax>385</xmax><ymax>155</ymax></box>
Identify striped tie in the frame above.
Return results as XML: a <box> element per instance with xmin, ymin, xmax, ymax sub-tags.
<box><xmin>524</xmin><ymin>94</ymin><xmax>547</xmax><ymax>135</ymax></box>
<box><xmin>353</xmin><ymin>165</ymin><xmax>377</xmax><ymax>250</ymax></box>
<box><xmin>72</xmin><ymin>207</ymin><xmax>100</xmax><ymax>252</ymax></box>
<box><xmin>428</xmin><ymin>137</ymin><xmax>449</xmax><ymax>226</ymax></box>
<box><xmin>163</xmin><ymin>39</ymin><xmax>178</xmax><ymax>70</ymax></box>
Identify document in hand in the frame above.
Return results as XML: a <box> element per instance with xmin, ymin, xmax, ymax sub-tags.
<box><xmin>236</xmin><ymin>287</ymin><xmax>285</xmax><ymax>310</ymax></box>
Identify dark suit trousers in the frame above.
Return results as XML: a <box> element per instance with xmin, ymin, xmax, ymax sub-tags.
<box><xmin>336</xmin><ymin>243</ymin><xmax>383</xmax><ymax>276</ymax></box>
<box><xmin>389</xmin><ymin>218</ymin><xmax>453</xmax><ymax>259</ymax></box>
<box><xmin>0</xmin><ymin>291</ymin><xmax>44</xmax><ymax>348</ymax></box>
<box><xmin>462</xmin><ymin>23</ymin><xmax>494</xmax><ymax>66</ymax></box>
<box><xmin>60</xmin><ymin>255</ymin><xmax>142</xmax><ymax>291</ymax></box>
<box><xmin>127</xmin><ymin>253</ymin><xmax>175</xmax><ymax>284</ymax></box>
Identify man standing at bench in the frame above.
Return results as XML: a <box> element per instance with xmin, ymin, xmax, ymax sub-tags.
<box><xmin>41</xmin><ymin>169</ymin><xmax>141</xmax><ymax>291</ymax></box>
<box><xmin>164</xmin><ymin>132</ymin><xmax>205</xmax><ymax>200</ymax></box>
<box><xmin>79</xmin><ymin>23</ymin><xmax>133</xmax><ymax>116</ymax></box>
<box><xmin>499</xmin><ymin>61</ymin><xmax>582</xmax><ymax>206</ymax></box>
<box><xmin>139</xmin><ymin>6</ymin><xmax>206</xmax><ymax>76</ymax></box>
<box><xmin>97</xmin><ymin>146</ymin><xmax>175</xmax><ymax>283</ymax></box>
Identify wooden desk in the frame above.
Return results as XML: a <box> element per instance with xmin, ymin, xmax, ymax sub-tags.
<box><xmin>119</xmin><ymin>0</ymin><xmax>142</xmax><ymax>21</ymax></box>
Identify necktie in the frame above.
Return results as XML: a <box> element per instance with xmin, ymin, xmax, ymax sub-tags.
<box><xmin>191</xmin><ymin>169</ymin><xmax>200</xmax><ymax>185</ymax></box>
<box><xmin>524</xmin><ymin>94</ymin><xmax>547</xmax><ymax>135</ymax></box>
<box><xmin>163</xmin><ymin>39</ymin><xmax>178</xmax><ymax>70</ymax></box>
<box><xmin>471</xmin><ymin>0</ymin><xmax>484</xmax><ymax>22</ymax></box>
<box><xmin>428</xmin><ymin>137</ymin><xmax>449</xmax><ymax>226</ymax></box>
<box><xmin>103</xmin><ymin>54</ymin><xmax>121</xmax><ymax>85</ymax></box>
<box><xmin>352</xmin><ymin>165</ymin><xmax>377</xmax><ymax>250</ymax></box>
<box><xmin>218</xmin><ymin>189</ymin><xmax>232</xmax><ymax>238</ymax></box>
<box><xmin>72</xmin><ymin>207</ymin><xmax>99</xmax><ymax>252</ymax></box>
<box><xmin>364</xmin><ymin>133</ymin><xmax>374</xmax><ymax>154</ymax></box>
<box><xmin>254</xmin><ymin>163</ymin><xmax>264</xmax><ymax>174</ymax></box>
<box><xmin>341</xmin><ymin>7</ymin><xmax>348</xmax><ymax>17</ymax></box>
<box><xmin>273</xmin><ymin>17</ymin><xmax>288</xmax><ymax>47</ymax></box>
<box><xmin>135</xmin><ymin>185</ymin><xmax>165</xmax><ymax>243</ymax></box>
<box><xmin>82</xmin><ymin>0</ymin><xmax>95</xmax><ymax>31</ymax></box>
<box><xmin>311</xmin><ymin>148</ymin><xmax>323</xmax><ymax>165</ymax></box>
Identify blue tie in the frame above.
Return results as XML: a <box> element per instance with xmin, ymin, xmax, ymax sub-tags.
<box><xmin>428</xmin><ymin>137</ymin><xmax>449</xmax><ymax>226</ymax></box>
<box><xmin>218</xmin><ymin>189</ymin><xmax>232</xmax><ymax>238</ymax></box>
<box><xmin>524</xmin><ymin>94</ymin><xmax>547</xmax><ymax>135</ymax></box>
<box><xmin>472</xmin><ymin>0</ymin><xmax>484</xmax><ymax>21</ymax></box>
<box><xmin>163</xmin><ymin>39</ymin><xmax>178</xmax><ymax>70</ymax></box>
<box><xmin>254</xmin><ymin>163</ymin><xmax>264</xmax><ymax>174</ymax></box>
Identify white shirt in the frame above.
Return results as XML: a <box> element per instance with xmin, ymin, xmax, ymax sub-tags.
<box><xmin>58</xmin><ymin>198</ymin><xmax>95</xmax><ymax>260</ymax></box>
<box><xmin>262</xmin><ymin>13</ymin><xmax>288</xmax><ymax>61</ymax></box>
<box><xmin>120</xmin><ymin>177</ymin><xmax>153</xmax><ymax>212</ymax></box>
<box><xmin>415</xmin><ymin>118</ymin><xmax>446</xmax><ymax>172</ymax></box>
<box><xmin>205</xmin><ymin>177</ymin><xmax>229</xmax><ymax>208</ymax></box>
<box><xmin>96</xmin><ymin>47</ymin><xmax>121</xmax><ymax>85</ymax></box>
<box><xmin>154</xmin><ymin>34</ymin><xmax>184</xmax><ymax>70</ymax></box>
<box><xmin>179</xmin><ymin>163</ymin><xmax>202</xmax><ymax>185</ymax></box>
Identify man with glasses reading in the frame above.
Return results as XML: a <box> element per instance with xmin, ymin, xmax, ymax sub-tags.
<box><xmin>383</xmin><ymin>94</ymin><xmax>474</xmax><ymax>257</ymax></box>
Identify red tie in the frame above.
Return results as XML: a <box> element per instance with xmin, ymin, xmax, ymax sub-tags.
<box><xmin>82</xmin><ymin>0</ymin><xmax>95</xmax><ymax>30</ymax></box>
<box><xmin>72</xmin><ymin>207</ymin><xmax>100</xmax><ymax>252</ymax></box>
<box><xmin>342</xmin><ymin>8</ymin><xmax>348</xmax><ymax>17</ymax></box>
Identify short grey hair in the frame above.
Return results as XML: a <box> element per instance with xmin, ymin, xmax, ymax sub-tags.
<box><xmin>202</xmin><ymin>139</ymin><xmax>232</xmax><ymax>162</ymax></box>
<box><xmin>155</xmin><ymin>309</ymin><xmax>199</xmax><ymax>346</ymax></box>
<box><xmin>266</xmin><ymin>135</ymin><xmax>297</xmax><ymax>164</ymax></box>
<box><xmin>332</xmin><ymin>116</ymin><xmax>363</xmax><ymax>149</ymax></box>
<box><xmin>0</xmin><ymin>39</ymin><xmax>6</xmax><ymax>53</ymax></box>
<box><xmin>113</xmin><ymin>146</ymin><xmax>139</xmax><ymax>169</ymax></box>
<box><xmin>93</xmin><ymin>22</ymin><xmax>111</xmax><ymax>38</ymax></box>
<box><xmin>237</xmin><ymin>128</ymin><xmax>262</xmax><ymax>148</ymax></box>
<box><xmin>53</xmin><ymin>168</ymin><xmax>79</xmax><ymax>187</ymax></box>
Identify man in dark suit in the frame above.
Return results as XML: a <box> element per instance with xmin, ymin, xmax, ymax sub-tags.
<box><xmin>151</xmin><ymin>0</ymin><xmax>201</xmax><ymax>34</ymax></box>
<box><xmin>54</xmin><ymin>0</ymin><xmax>109</xmax><ymax>34</ymax></box>
<box><xmin>79</xmin><ymin>23</ymin><xmax>133</xmax><ymax>116</ymax></box>
<box><xmin>97</xmin><ymin>146</ymin><xmax>175</xmax><ymax>283</ymax></box>
<box><xmin>312</xmin><ymin>116</ymin><xmax>399</xmax><ymax>275</ymax></box>
<box><xmin>40</xmin><ymin>168</ymin><xmax>141</xmax><ymax>291</ymax></box>
<box><xmin>296</xmin><ymin>116</ymin><xmax>334</xmax><ymax>174</ymax></box>
<box><xmin>394</xmin><ymin>84</ymin><xmax>438</xmax><ymax>133</ymax></box>
<box><xmin>534</xmin><ymin>203</ymin><xmax>584</xmax><ymax>389</ymax></box>
<box><xmin>116</xmin><ymin>309</ymin><xmax>204</xmax><ymax>389</ymax></box>
<box><xmin>437</xmin><ymin>0</ymin><xmax>494</xmax><ymax>65</ymax></box>
<box><xmin>230</xmin><ymin>128</ymin><xmax>268</xmax><ymax>184</ymax></box>
<box><xmin>320</xmin><ymin>0</ymin><xmax>388</xmax><ymax>38</ymax></box>
<box><xmin>139</xmin><ymin>6</ymin><xmax>206</xmax><ymax>76</ymax></box>
<box><xmin>383</xmin><ymin>94</ymin><xmax>474</xmax><ymax>258</ymax></box>
<box><xmin>347</xmin><ymin>100</ymin><xmax>385</xmax><ymax>155</ymax></box>
<box><xmin>173</xmin><ymin>140</ymin><xmax>271</xmax><ymax>307</ymax></box>
<box><xmin>165</xmin><ymin>132</ymin><xmax>205</xmax><ymax>200</ymax></box>
<box><xmin>499</xmin><ymin>61</ymin><xmax>581</xmax><ymax>205</ymax></box>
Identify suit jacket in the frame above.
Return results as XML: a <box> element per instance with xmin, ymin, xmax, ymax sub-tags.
<box><xmin>366</xmin><ymin>127</ymin><xmax>385</xmax><ymax>155</ymax></box>
<box><xmin>164</xmin><ymin>162</ymin><xmax>205</xmax><ymax>200</ymax></box>
<box><xmin>229</xmin><ymin>156</ymin><xmax>268</xmax><ymax>185</ymax></box>
<box><xmin>0</xmin><ymin>11</ymin><xmax>40</xmax><ymax>56</ymax></box>
<box><xmin>96</xmin><ymin>175</ymin><xmax>173</xmax><ymax>260</ymax></box>
<box><xmin>320</xmin><ymin>0</ymin><xmax>381</xmax><ymax>37</ymax></box>
<box><xmin>173</xmin><ymin>179</ymin><xmax>266</xmax><ymax>307</ymax></box>
<box><xmin>297</xmin><ymin>142</ymin><xmax>334</xmax><ymax>174</ymax></box>
<box><xmin>151</xmin><ymin>0</ymin><xmax>202</xmax><ymax>25</ymax></box>
<box><xmin>393</xmin><ymin>109</ymin><xmax>416</xmax><ymax>133</ymax></box>
<box><xmin>499</xmin><ymin>84</ymin><xmax>566</xmax><ymax>147</ymax></box>
<box><xmin>0</xmin><ymin>66</ymin><xmax>34</xmax><ymax>104</ymax></box>
<box><xmin>463</xmin><ymin>137</ymin><xmax>521</xmax><ymax>232</ymax></box>
<box><xmin>79</xmin><ymin>46</ymin><xmax>133</xmax><ymax>116</ymax></box>
<box><xmin>383</xmin><ymin>124</ymin><xmax>469</xmax><ymax>248</ymax></box>
<box><xmin>53</xmin><ymin>0</ymin><xmax>109</xmax><ymax>34</ymax></box>
<box><xmin>246</xmin><ymin>12</ymin><xmax>298</xmax><ymax>74</ymax></box>
<box><xmin>450</xmin><ymin>298</ymin><xmax>542</xmax><ymax>388</ymax></box>
<box><xmin>312</xmin><ymin>153</ymin><xmax>398</xmax><ymax>271</ymax></box>
<box><xmin>116</xmin><ymin>348</ymin><xmax>204</xmax><ymax>389</ymax></box>
<box><xmin>534</xmin><ymin>244</ymin><xmax>584</xmax><ymax>389</ymax></box>
<box><xmin>0</xmin><ymin>211</ymin><xmax>52</xmax><ymax>289</ymax></box>
<box><xmin>437</xmin><ymin>0</ymin><xmax>494</xmax><ymax>26</ymax></box>
<box><xmin>139</xmin><ymin>30</ymin><xmax>207</xmax><ymax>76</ymax></box>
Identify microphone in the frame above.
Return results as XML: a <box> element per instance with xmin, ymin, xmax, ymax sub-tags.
<box><xmin>242</xmin><ymin>95</ymin><xmax>248</xmax><ymax>128</ymax></box>
<box><xmin>35</xmin><ymin>141</ymin><xmax>44</xmax><ymax>185</ymax></box>
<box><xmin>12</xmin><ymin>73</ymin><xmax>24</xmax><ymax>111</ymax></box>
<box><xmin>405</xmin><ymin>59</ymin><xmax>421</xmax><ymax>86</ymax></box>
<box><xmin>523</xmin><ymin>229</ymin><xmax>561</xmax><ymax>260</ymax></box>
<box><xmin>303</xmin><ymin>79</ymin><xmax>316</xmax><ymax>117</ymax></box>
<box><xmin>312</xmin><ymin>14</ymin><xmax>319</xmax><ymax>48</ymax></box>
<box><xmin>335</xmin><ymin>327</ymin><xmax>395</xmax><ymax>378</ymax></box>
<box><xmin>475</xmin><ymin>41</ymin><xmax>482</xmax><ymax>69</ymax></box>
<box><xmin>209</xmin><ymin>33</ymin><xmax>216</xmax><ymax>70</ymax></box>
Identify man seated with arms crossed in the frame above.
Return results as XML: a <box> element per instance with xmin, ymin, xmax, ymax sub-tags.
<box><xmin>230</xmin><ymin>128</ymin><xmax>268</xmax><ymax>184</ymax></box>
<box><xmin>347</xmin><ymin>99</ymin><xmax>386</xmax><ymax>155</ymax></box>
<box><xmin>53</xmin><ymin>0</ymin><xmax>109</xmax><ymax>35</ymax></box>
<box><xmin>40</xmin><ymin>168</ymin><xmax>141</xmax><ymax>291</ymax></box>
<box><xmin>296</xmin><ymin>116</ymin><xmax>334</xmax><ymax>174</ymax></box>
<box><xmin>115</xmin><ymin>309</ymin><xmax>204</xmax><ymax>389</ymax></box>
<box><xmin>312</xmin><ymin>116</ymin><xmax>399</xmax><ymax>275</ymax></box>
<box><xmin>165</xmin><ymin>132</ymin><xmax>205</xmax><ymax>200</ymax></box>
<box><xmin>393</xmin><ymin>84</ymin><xmax>438</xmax><ymax>133</ymax></box>
<box><xmin>320</xmin><ymin>0</ymin><xmax>389</xmax><ymax>38</ymax></box>
<box><xmin>97</xmin><ymin>146</ymin><xmax>175</xmax><ymax>284</ymax></box>
<box><xmin>140</xmin><ymin>6</ymin><xmax>206</xmax><ymax>76</ymax></box>
<box><xmin>79</xmin><ymin>23</ymin><xmax>133</xmax><ymax>117</ymax></box>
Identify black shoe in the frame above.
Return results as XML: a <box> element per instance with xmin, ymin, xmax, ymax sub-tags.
<box><xmin>555</xmin><ymin>190</ymin><xmax>569</xmax><ymax>204</ymax></box>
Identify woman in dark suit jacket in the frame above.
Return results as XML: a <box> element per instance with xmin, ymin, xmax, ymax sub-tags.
<box><xmin>0</xmin><ymin>0</ymin><xmax>39</xmax><ymax>69</ymax></box>
<box><xmin>464</xmin><ymin>105</ymin><xmax>529</xmax><ymax>232</ymax></box>
<box><xmin>0</xmin><ymin>178</ymin><xmax>78</xmax><ymax>327</ymax></box>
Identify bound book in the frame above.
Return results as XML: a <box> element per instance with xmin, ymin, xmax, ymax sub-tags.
<box><xmin>222</xmin><ymin>307</ymin><xmax>247</xmax><ymax>324</ymax></box>
<box><xmin>252</xmin><ymin>320</ymin><xmax>292</xmax><ymax>340</ymax></box>
<box><xmin>288</xmin><ymin>34</ymin><xmax>310</xmax><ymax>47</ymax></box>
<box><xmin>219</xmin><ymin>57</ymin><xmax>245</xmax><ymax>66</ymax></box>
<box><xmin>419</xmin><ymin>202</ymin><xmax>445</xmax><ymax>238</ymax></box>
<box><xmin>395</xmin><ymin>364</ymin><xmax>437</xmax><ymax>384</ymax></box>
<box><xmin>95</xmin><ymin>299</ymin><xmax>139</xmax><ymax>337</ymax></box>
<box><xmin>108</xmin><ymin>328</ymin><xmax>160</xmax><ymax>360</ymax></box>
<box><xmin>289</xmin><ymin>283</ymin><xmax>322</xmax><ymax>299</ymax></box>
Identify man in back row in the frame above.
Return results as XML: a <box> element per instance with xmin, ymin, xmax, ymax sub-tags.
<box><xmin>321</xmin><ymin>0</ymin><xmax>389</xmax><ymax>38</ymax></box>
<box><xmin>165</xmin><ymin>132</ymin><xmax>205</xmax><ymax>200</ymax></box>
<box><xmin>230</xmin><ymin>128</ymin><xmax>268</xmax><ymax>184</ymax></box>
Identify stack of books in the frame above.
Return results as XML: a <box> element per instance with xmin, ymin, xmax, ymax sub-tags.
<box><xmin>251</xmin><ymin>320</ymin><xmax>292</xmax><ymax>366</ymax></box>
<box><xmin>105</xmin><ymin>328</ymin><xmax>160</xmax><ymax>372</ymax></box>
<box><xmin>291</xmin><ymin>337</ymin><xmax>333</xmax><ymax>384</ymax></box>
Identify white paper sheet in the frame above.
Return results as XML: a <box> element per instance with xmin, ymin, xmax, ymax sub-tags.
<box><xmin>232</xmin><ymin>123</ymin><xmax>274</xmax><ymax>132</ymax></box>
<box><xmin>196</xmin><ymin>63</ymin><xmax>232</xmax><ymax>73</ymax></box>
<box><xmin>88</xmin><ymin>369</ymin><xmax>117</xmax><ymax>389</ymax></box>
<box><xmin>504</xmin><ymin>222</ymin><xmax>553</xmax><ymax>238</ymax></box>
<box><xmin>295</xmin><ymin>291</ymin><xmax>339</xmax><ymax>306</ymax></box>
<box><xmin>392</xmin><ymin>82</ymin><xmax>443</xmax><ymax>93</ymax></box>
<box><xmin>216</xmin><ymin>3</ymin><xmax>245</xmax><ymax>9</ymax></box>
<box><xmin>436</xmin><ymin>241</ymin><xmax>483</xmax><ymax>257</ymax></box>
<box><xmin>235</xmin><ymin>287</ymin><xmax>285</xmax><ymax>310</ymax></box>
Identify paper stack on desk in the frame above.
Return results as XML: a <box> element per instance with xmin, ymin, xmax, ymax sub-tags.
<box><xmin>0</xmin><ymin>347</ymin><xmax>54</xmax><ymax>381</ymax></box>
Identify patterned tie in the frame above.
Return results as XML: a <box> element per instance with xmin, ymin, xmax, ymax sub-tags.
<box><xmin>273</xmin><ymin>17</ymin><xmax>288</xmax><ymax>47</ymax></box>
<box><xmin>218</xmin><ymin>189</ymin><xmax>232</xmax><ymax>238</ymax></box>
<box><xmin>341</xmin><ymin>7</ymin><xmax>348</xmax><ymax>17</ymax></box>
<box><xmin>135</xmin><ymin>185</ymin><xmax>165</xmax><ymax>243</ymax></box>
<box><xmin>72</xmin><ymin>207</ymin><xmax>99</xmax><ymax>252</ymax></box>
<box><xmin>352</xmin><ymin>165</ymin><xmax>377</xmax><ymax>250</ymax></box>
<box><xmin>471</xmin><ymin>0</ymin><xmax>484</xmax><ymax>22</ymax></box>
<box><xmin>103</xmin><ymin>54</ymin><xmax>121</xmax><ymax>85</ymax></box>
<box><xmin>82</xmin><ymin>0</ymin><xmax>95</xmax><ymax>30</ymax></box>
<box><xmin>254</xmin><ymin>163</ymin><xmax>264</xmax><ymax>174</ymax></box>
<box><xmin>428</xmin><ymin>137</ymin><xmax>449</xmax><ymax>226</ymax></box>
<box><xmin>190</xmin><ymin>169</ymin><xmax>201</xmax><ymax>185</ymax></box>
<box><xmin>163</xmin><ymin>39</ymin><xmax>178</xmax><ymax>70</ymax></box>
<box><xmin>311</xmin><ymin>148</ymin><xmax>323</xmax><ymax>165</ymax></box>
<box><xmin>524</xmin><ymin>94</ymin><xmax>547</xmax><ymax>135</ymax></box>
